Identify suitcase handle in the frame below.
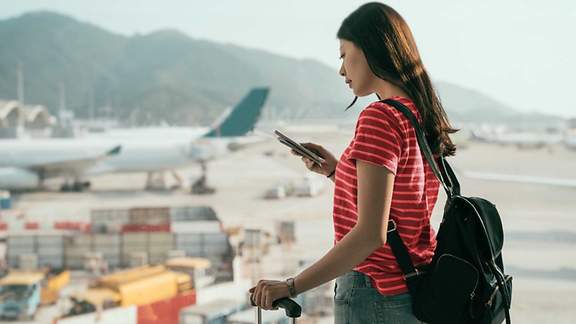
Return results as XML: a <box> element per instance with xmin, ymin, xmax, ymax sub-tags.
<box><xmin>272</xmin><ymin>298</ymin><xmax>302</xmax><ymax>318</ymax></box>
<box><xmin>251</xmin><ymin>296</ymin><xmax>302</xmax><ymax>318</ymax></box>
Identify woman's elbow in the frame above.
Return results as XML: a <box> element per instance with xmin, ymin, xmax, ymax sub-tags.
<box><xmin>355</xmin><ymin>224</ymin><xmax>387</xmax><ymax>250</ymax></box>
<box><xmin>364</xmin><ymin>229</ymin><xmax>387</xmax><ymax>250</ymax></box>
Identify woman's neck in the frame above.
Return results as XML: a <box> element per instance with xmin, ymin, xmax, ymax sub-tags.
<box><xmin>375</xmin><ymin>80</ymin><xmax>411</xmax><ymax>100</ymax></box>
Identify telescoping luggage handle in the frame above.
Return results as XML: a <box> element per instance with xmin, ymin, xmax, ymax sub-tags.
<box><xmin>251</xmin><ymin>297</ymin><xmax>302</xmax><ymax>324</ymax></box>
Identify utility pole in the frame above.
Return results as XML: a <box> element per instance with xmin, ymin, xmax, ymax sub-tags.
<box><xmin>59</xmin><ymin>82</ymin><xmax>67</xmax><ymax>124</ymax></box>
<box><xmin>17</xmin><ymin>61</ymin><xmax>24</xmax><ymax>105</ymax></box>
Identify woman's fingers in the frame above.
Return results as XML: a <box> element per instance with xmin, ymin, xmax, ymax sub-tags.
<box><xmin>302</xmin><ymin>157</ymin><xmax>313</xmax><ymax>170</ymax></box>
<box><xmin>301</xmin><ymin>143</ymin><xmax>325</xmax><ymax>156</ymax></box>
<box><xmin>301</xmin><ymin>142</ymin><xmax>320</xmax><ymax>149</ymax></box>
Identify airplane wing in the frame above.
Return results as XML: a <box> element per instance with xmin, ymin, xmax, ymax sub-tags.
<box><xmin>29</xmin><ymin>145</ymin><xmax>122</xmax><ymax>178</ymax></box>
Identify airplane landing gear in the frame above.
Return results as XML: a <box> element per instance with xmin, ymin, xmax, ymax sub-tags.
<box><xmin>191</xmin><ymin>160</ymin><xmax>216</xmax><ymax>195</ymax></box>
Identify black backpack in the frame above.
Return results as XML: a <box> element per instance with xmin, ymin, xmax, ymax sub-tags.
<box><xmin>382</xmin><ymin>99</ymin><xmax>513</xmax><ymax>324</ymax></box>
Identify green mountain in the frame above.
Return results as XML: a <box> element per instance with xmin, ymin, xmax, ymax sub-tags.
<box><xmin>0</xmin><ymin>11</ymin><xmax>351</xmax><ymax>125</ymax></box>
<box><xmin>0</xmin><ymin>11</ymin><xmax>564</xmax><ymax>127</ymax></box>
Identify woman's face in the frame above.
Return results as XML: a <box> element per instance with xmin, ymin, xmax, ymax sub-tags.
<box><xmin>339</xmin><ymin>39</ymin><xmax>378</xmax><ymax>97</ymax></box>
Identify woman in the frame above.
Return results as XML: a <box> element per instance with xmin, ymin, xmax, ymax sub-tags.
<box><xmin>249</xmin><ymin>2</ymin><xmax>457</xmax><ymax>323</ymax></box>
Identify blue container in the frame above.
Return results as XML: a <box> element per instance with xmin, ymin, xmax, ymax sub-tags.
<box><xmin>0</xmin><ymin>191</ymin><xmax>11</xmax><ymax>209</ymax></box>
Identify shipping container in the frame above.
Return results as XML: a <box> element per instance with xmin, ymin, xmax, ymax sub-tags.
<box><xmin>90</xmin><ymin>208</ymin><xmax>130</xmax><ymax>233</ymax></box>
<box><xmin>7</xmin><ymin>233</ymin><xmax>65</xmax><ymax>269</ymax></box>
<box><xmin>129</xmin><ymin>207</ymin><xmax>170</xmax><ymax>225</ymax></box>
<box><xmin>148</xmin><ymin>232</ymin><xmax>173</xmax><ymax>244</ymax></box>
<box><xmin>170</xmin><ymin>221</ymin><xmax>221</xmax><ymax>234</ymax></box>
<box><xmin>128</xmin><ymin>252</ymin><xmax>148</xmax><ymax>267</ymax></box>
<box><xmin>275</xmin><ymin>221</ymin><xmax>296</xmax><ymax>244</ymax></box>
<box><xmin>93</xmin><ymin>234</ymin><xmax>122</xmax><ymax>261</ymax></box>
<box><xmin>63</xmin><ymin>234</ymin><xmax>122</xmax><ymax>269</ymax></box>
<box><xmin>138</xmin><ymin>290</ymin><xmax>196</xmax><ymax>324</ymax></box>
<box><xmin>169</xmin><ymin>206</ymin><xmax>218</xmax><ymax>223</ymax></box>
<box><xmin>121</xmin><ymin>224</ymin><xmax>170</xmax><ymax>232</ymax></box>
<box><xmin>18</xmin><ymin>254</ymin><xmax>38</xmax><ymax>271</ymax></box>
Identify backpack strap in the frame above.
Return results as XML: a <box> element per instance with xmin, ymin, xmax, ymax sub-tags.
<box><xmin>385</xmin><ymin>220</ymin><xmax>424</xmax><ymax>294</ymax></box>
<box><xmin>380</xmin><ymin>99</ymin><xmax>459</xmax><ymax>197</ymax></box>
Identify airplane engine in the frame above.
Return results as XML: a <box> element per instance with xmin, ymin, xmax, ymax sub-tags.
<box><xmin>0</xmin><ymin>167</ymin><xmax>40</xmax><ymax>190</ymax></box>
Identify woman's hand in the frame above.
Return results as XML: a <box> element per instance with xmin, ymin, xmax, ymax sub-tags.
<box><xmin>292</xmin><ymin>142</ymin><xmax>338</xmax><ymax>176</ymax></box>
<box><xmin>249</xmin><ymin>280</ymin><xmax>291</xmax><ymax>310</ymax></box>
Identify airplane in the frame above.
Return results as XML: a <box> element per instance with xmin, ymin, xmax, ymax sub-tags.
<box><xmin>0</xmin><ymin>87</ymin><xmax>270</xmax><ymax>192</ymax></box>
<box><xmin>470</xmin><ymin>127</ymin><xmax>563</xmax><ymax>150</ymax></box>
<box><xmin>564</xmin><ymin>130</ymin><xmax>576</xmax><ymax>150</ymax></box>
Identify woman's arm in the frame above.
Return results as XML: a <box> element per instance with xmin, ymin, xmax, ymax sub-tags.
<box><xmin>293</xmin><ymin>159</ymin><xmax>395</xmax><ymax>295</ymax></box>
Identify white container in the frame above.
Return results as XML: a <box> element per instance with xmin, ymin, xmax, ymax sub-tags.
<box><xmin>264</xmin><ymin>186</ymin><xmax>286</xmax><ymax>199</ymax></box>
<box><xmin>170</xmin><ymin>206</ymin><xmax>218</xmax><ymax>222</ymax></box>
<box><xmin>37</xmin><ymin>234</ymin><xmax>64</xmax><ymax>245</ymax></box>
<box><xmin>170</xmin><ymin>221</ymin><xmax>221</xmax><ymax>233</ymax></box>
<box><xmin>91</xmin><ymin>208</ymin><xmax>130</xmax><ymax>233</ymax></box>
<box><xmin>148</xmin><ymin>232</ymin><xmax>173</xmax><ymax>243</ymax></box>
<box><xmin>128</xmin><ymin>207</ymin><xmax>170</xmax><ymax>225</ymax></box>
<box><xmin>123</xmin><ymin>232</ymin><xmax>148</xmax><ymax>244</ymax></box>
<box><xmin>7</xmin><ymin>234</ymin><xmax>35</xmax><ymax>248</ymax></box>
<box><xmin>293</xmin><ymin>174</ymin><xmax>325</xmax><ymax>197</ymax></box>
<box><xmin>18</xmin><ymin>254</ymin><xmax>38</xmax><ymax>271</ymax></box>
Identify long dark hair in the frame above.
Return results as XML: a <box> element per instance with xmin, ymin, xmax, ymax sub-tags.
<box><xmin>337</xmin><ymin>2</ymin><xmax>457</xmax><ymax>156</ymax></box>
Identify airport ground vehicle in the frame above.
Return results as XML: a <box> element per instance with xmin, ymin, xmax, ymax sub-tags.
<box><xmin>0</xmin><ymin>269</ymin><xmax>70</xmax><ymax>320</ymax></box>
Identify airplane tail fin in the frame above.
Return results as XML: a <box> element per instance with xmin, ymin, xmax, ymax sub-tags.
<box><xmin>106</xmin><ymin>145</ymin><xmax>122</xmax><ymax>156</ymax></box>
<box><xmin>202</xmin><ymin>87</ymin><xmax>269</xmax><ymax>138</ymax></box>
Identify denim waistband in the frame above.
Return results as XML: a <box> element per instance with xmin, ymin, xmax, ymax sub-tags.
<box><xmin>336</xmin><ymin>270</ymin><xmax>375</xmax><ymax>290</ymax></box>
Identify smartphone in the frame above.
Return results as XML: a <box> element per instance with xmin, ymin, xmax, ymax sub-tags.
<box><xmin>274</xmin><ymin>130</ymin><xmax>325</xmax><ymax>165</ymax></box>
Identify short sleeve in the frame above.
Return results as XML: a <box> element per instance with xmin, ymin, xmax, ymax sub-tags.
<box><xmin>346</xmin><ymin>106</ymin><xmax>403</xmax><ymax>174</ymax></box>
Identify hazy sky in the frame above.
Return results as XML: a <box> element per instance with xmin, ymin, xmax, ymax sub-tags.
<box><xmin>1</xmin><ymin>0</ymin><xmax>575</xmax><ymax>117</ymax></box>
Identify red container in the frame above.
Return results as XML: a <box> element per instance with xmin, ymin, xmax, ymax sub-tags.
<box><xmin>0</xmin><ymin>222</ymin><xmax>7</xmax><ymax>230</ymax></box>
<box><xmin>54</xmin><ymin>221</ymin><xmax>91</xmax><ymax>232</ymax></box>
<box><xmin>121</xmin><ymin>223</ymin><xmax>170</xmax><ymax>233</ymax></box>
<box><xmin>25</xmin><ymin>222</ymin><xmax>39</xmax><ymax>230</ymax></box>
<box><xmin>137</xmin><ymin>291</ymin><xmax>196</xmax><ymax>324</ymax></box>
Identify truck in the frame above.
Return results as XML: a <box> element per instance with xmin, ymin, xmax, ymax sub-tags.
<box><xmin>64</xmin><ymin>259</ymin><xmax>207</xmax><ymax>323</ymax></box>
<box><xmin>0</xmin><ymin>269</ymin><xmax>70</xmax><ymax>320</ymax></box>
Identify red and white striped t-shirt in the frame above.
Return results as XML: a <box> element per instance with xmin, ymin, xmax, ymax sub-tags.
<box><xmin>332</xmin><ymin>96</ymin><xmax>440</xmax><ymax>296</ymax></box>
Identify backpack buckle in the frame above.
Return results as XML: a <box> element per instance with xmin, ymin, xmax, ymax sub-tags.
<box><xmin>403</xmin><ymin>268</ymin><xmax>423</xmax><ymax>280</ymax></box>
<box><xmin>387</xmin><ymin>219</ymin><xmax>397</xmax><ymax>232</ymax></box>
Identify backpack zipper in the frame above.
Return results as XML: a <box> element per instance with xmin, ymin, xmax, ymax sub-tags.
<box><xmin>436</xmin><ymin>253</ymin><xmax>479</xmax><ymax>300</ymax></box>
<box><xmin>485</xmin><ymin>275</ymin><xmax>512</xmax><ymax>307</ymax></box>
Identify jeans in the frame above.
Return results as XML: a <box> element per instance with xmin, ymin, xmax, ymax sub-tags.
<box><xmin>334</xmin><ymin>270</ymin><xmax>426</xmax><ymax>324</ymax></box>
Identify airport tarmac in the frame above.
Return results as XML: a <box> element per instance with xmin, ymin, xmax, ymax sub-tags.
<box><xmin>5</xmin><ymin>128</ymin><xmax>576</xmax><ymax>323</ymax></box>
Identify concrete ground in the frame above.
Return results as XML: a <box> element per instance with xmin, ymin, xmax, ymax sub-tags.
<box><xmin>4</xmin><ymin>126</ymin><xmax>576</xmax><ymax>323</ymax></box>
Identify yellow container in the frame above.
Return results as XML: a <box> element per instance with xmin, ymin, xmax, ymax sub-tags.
<box><xmin>117</xmin><ymin>271</ymin><xmax>178</xmax><ymax>306</ymax></box>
